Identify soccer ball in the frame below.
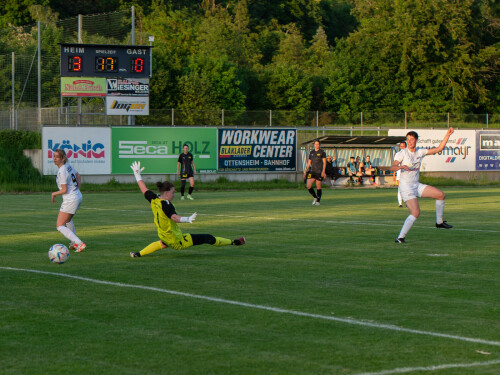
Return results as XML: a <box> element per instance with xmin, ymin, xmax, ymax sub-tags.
<box><xmin>48</xmin><ymin>244</ymin><xmax>70</xmax><ymax>264</ymax></box>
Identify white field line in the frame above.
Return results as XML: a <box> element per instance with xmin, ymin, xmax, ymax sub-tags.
<box><xmin>354</xmin><ymin>358</ymin><xmax>500</xmax><ymax>375</ymax></box>
<box><xmin>2</xmin><ymin>266</ymin><xmax>500</xmax><ymax>348</ymax></box>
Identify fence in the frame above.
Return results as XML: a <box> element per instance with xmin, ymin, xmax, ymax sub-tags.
<box><xmin>0</xmin><ymin>106</ymin><xmax>498</xmax><ymax>132</ymax></box>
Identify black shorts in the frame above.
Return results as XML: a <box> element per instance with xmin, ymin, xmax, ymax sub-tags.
<box><xmin>180</xmin><ymin>172</ymin><xmax>194</xmax><ymax>179</ymax></box>
<box><xmin>306</xmin><ymin>172</ymin><xmax>323</xmax><ymax>181</ymax></box>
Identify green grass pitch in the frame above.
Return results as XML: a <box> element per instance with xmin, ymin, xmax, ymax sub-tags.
<box><xmin>1</xmin><ymin>187</ymin><xmax>499</xmax><ymax>374</ymax></box>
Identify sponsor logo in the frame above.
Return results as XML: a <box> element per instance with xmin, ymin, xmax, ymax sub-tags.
<box><xmin>118</xmin><ymin>140</ymin><xmax>169</xmax><ymax>158</ymax></box>
<box><xmin>47</xmin><ymin>139</ymin><xmax>105</xmax><ymax>159</ymax></box>
<box><xmin>110</xmin><ymin>100</ymin><xmax>146</xmax><ymax>112</ymax></box>
<box><xmin>107</xmin><ymin>79</ymin><xmax>149</xmax><ymax>93</ymax></box>
<box><xmin>480</xmin><ymin>134</ymin><xmax>500</xmax><ymax>151</ymax></box>
<box><xmin>64</xmin><ymin>80</ymin><xmax>103</xmax><ymax>92</ymax></box>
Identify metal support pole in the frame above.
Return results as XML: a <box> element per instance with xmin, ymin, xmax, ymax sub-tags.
<box><xmin>221</xmin><ymin>109</ymin><xmax>224</xmax><ymax>126</ymax></box>
<box><xmin>11</xmin><ymin>52</ymin><xmax>15</xmax><ymax>130</ymax></box>
<box><xmin>77</xmin><ymin>15</ymin><xmax>82</xmax><ymax>126</ymax></box>
<box><xmin>486</xmin><ymin>113</ymin><xmax>489</xmax><ymax>128</ymax></box>
<box><xmin>172</xmin><ymin>108</ymin><xmax>174</xmax><ymax>126</ymax></box>
<box><xmin>360</xmin><ymin>112</ymin><xmax>363</xmax><ymax>135</ymax></box>
<box><xmin>37</xmin><ymin>21</ymin><xmax>41</xmax><ymax>125</ymax></box>
<box><xmin>316</xmin><ymin>110</ymin><xmax>319</xmax><ymax>137</ymax></box>
<box><xmin>128</xmin><ymin>6</ymin><xmax>136</xmax><ymax>126</ymax></box>
<box><xmin>269</xmin><ymin>110</ymin><xmax>272</xmax><ymax>127</ymax></box>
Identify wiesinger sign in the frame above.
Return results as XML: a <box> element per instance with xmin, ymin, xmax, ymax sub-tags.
<box><xmin>111</xmin><ymin>127</ymin><xmax>217</xmax><ymax>174</ymax></box>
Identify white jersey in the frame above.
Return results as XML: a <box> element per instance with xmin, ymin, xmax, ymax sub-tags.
<box><xmin>394</xmin><ymin>147</ymin><xmax>428</xmax><ymax>184</ymax></box>
<box><xmin>56</xmin><ymin>163</ymin><xmax>80</xmax><ymax>198</ymax></box>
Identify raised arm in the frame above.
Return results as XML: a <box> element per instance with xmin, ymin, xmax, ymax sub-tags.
<box><xmin>131</xmin><ymin>161</ymin><xmax>148</xmax><ymax>194</ymax></box>
<box><xmin>427</xmin><ymin>127</ymin><xmax>454</xmax><ymax>155</ymax></box>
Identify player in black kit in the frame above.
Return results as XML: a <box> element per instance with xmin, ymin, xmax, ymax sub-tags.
<box><xmin>303</xmin><ymin>140</ymin><xmax>326</xmax><ymax>206</ymax></box>
<box><xmin>176</xmin><ymin>144</ymin><xmax>197</xmax><ymax>200</ymax></box>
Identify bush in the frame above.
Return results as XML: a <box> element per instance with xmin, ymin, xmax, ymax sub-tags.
<box><xmin>0</xmin><ymin>130</ymin><xmax>48</xmax><ymax>188</ymax></box>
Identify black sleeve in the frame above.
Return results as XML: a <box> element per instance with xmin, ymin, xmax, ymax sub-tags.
<box><xmin>144</xmin><ymin>190</ymin><xmax>157</xmax><ymax>203</ymax></box>
<box><xmin>161</xmin><ymin>200</ymin><xmax>176</xmax><ymax>218</ymax></box>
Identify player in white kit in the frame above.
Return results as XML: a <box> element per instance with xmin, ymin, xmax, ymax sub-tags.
<box><xmin>394</xmin><ymin>141</ymin><xmax>406</xmax><ymax>207</ymax></box>
<box><xmin>390</xmin><ymin>128</ymin><xmax>454</xmax><ymax>243</ymax></box>
<box><xmin>51</xmin><ymin>148</ymin><xmax>86</xmax><ymax>252</ymax></box>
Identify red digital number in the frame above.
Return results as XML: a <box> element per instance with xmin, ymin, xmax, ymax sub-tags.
<box><xmin>132</xmin><ymin>57</ymin><xmax>144</xmax><ymax>73</ymax></box>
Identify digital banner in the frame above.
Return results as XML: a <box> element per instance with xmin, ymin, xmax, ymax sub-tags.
<box><xmin>218</xmin><ymin>128</ymin><xmax>296</xmax><ymax>172</ymax></box>
<box><xmin>60</xmin><ymin>77</ymin><xmax>107</xmax><ymax>97</ymax></box>
<box><xmin>476</xmin><ymin>130</ymin><xmax>500</xmax><ymax>170</ymax></box>
<box><xmin>42</xmin><ymin>127</ymin><xmax>111</xmax><ymax>175</ymax></box>
<box><xmin>111</xmin><ymin>127</ymin><xmax>217</xmax><ymax>174</ymax></box>
<box><xmin>388</xmin><ymin>129</ymin><xmax>476</xmax><ymax>171</ymax></box>
<box><xmin>105</xmin><ymin>96</ymin><xmax>149</xmax><ymax>115</ymax></box>
<box><xmin>106</xmin><ymin>78</ymin><xmax>149</xmax><ymax>97</ymax></box>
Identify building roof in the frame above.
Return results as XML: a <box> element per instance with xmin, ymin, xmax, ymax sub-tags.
<box><xmin>303</xmin><ymin>135</ymin><xmax>407</xmax><ymax>147</ymax></box>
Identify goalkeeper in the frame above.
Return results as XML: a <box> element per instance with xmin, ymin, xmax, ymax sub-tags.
<box><xmin>129</xmin><ymin>161</ymin><xmax>245</xmax><ymax>258</ymax></box>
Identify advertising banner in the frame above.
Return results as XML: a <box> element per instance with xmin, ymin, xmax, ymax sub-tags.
<box><xmin>111</xmin><ymin>127</ymin><xmax>217</xmax><ymax>174</ymax></box>
<box><xmin>218</xmin><ymin>128</ymin><xmax>296</xmax><ymax>172</ymax></box>
<box><xmin>106</xmin><ymin>78</ymin><xmax>149</xmax><ymax>97</ymax></box>
<box><xmin>388</xmin><ymin>129</ymin><xmax>476</xmax><ymax>171</ymax></box>
<box><xmin>105</xmin><ymin>96</ymin><xmax>149</xmax><ymax>115</ymax></box>
<box><xmin>61</xmin><ymin>77</ymin><xmax>107</xmax><ymax>97</ymax></box>
<box><xmin>42</xmin><ymin>127</ymin><xmax>111</xmax><ymax>175</ymax></box>
<box><xmin>476</xmin><ymin>131</ymin><xmax>500</xmax><ymax>171</ymax></box>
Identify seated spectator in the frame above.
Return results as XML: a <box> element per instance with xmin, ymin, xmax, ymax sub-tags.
<box><xmin>346</xmin><ymin>156</ymin><xmax>357</xmax><ymax>185</ymax></box>
<box><xmin>364</xmin><ymin>155</ymin><xmax>376</xmax><ymax>185</ymax></box>
<box><xmin>356</xmin><ymin>161</ymin><xmax>365</xmax><ymax>185</ymax></box>
<box><xmin>325</xmin><ymin>155</ymin><xmax>341</xmax><ymax>186</ymax></box>
<box><xmin>355</xmin><ymin>156</ymin><xmax>361</xmax><ymax>170</ymax></box>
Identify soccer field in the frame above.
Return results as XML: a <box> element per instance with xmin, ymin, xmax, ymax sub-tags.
<box><xmin>1</xmin><ymin>187</ymin><xmax>499</xmax><ymax>374</ymax></box>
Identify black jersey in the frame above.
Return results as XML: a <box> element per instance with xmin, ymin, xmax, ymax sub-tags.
<box><xmin>308</xmin><ymin>149</ymin><xmax>326</xmax><ymax>174</ymax></box>
<box><xmin>178</xmin><ymin>152</ymin><xmax>194</xmax><ymax>175</ymax></box>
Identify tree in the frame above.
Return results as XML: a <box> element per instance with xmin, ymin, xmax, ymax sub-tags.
<box><xmin>325</xmin><ymin>0</ymin><xmax>500</xmax><ymax>113</ymax></box>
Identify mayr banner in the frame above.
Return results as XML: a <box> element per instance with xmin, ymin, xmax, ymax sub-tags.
<box><xmin>388</xmin><ymin>129</ymin><xmax>476</xmax><ymax>171</ymax></box>
<box><xmin>218</xmin><ymin>128</ymin><xmax>296</xmax><ymax>172</ymax></box>
<box><xmin>42</xmin><ymin>126</ymin><xmax>111</xmax><ymax>175</ymax></box>
<box><xmin>111</xmin><ymin>127</ymin><xmax>217</xmax><ymax>174</ymax></box>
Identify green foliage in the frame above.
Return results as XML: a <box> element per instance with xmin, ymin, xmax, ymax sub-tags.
<box><xmin>0</xmin><ymin>0</ymin><xmax>498</xmax><ymax>114</ymax></box>
<box><xmin>0</xmin><ymin>130</ymin><xmax>48</xmax><ymax>187</ymax></box>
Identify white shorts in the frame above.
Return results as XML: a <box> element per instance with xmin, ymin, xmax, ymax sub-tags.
<box><xmin>60</xmin><ymin>191</ymin><xmax>82</xmax><ymax>214</ymax></box>
<box><xmin>398</xmin><ymin>182</ymin><xmax>428</xmax><ymax>202</ymax></box>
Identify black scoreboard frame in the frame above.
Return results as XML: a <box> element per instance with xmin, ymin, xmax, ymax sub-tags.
<box><xmin>60</xmin><ymin>43</ymin><xmax>151</xmax><ymax>78</ymax></box>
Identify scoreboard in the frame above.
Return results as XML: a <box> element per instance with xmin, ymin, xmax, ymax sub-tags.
<box><xmin>60</xmin><ymin>43</ymin><xmax>151</xmax><ymax>78</ymax></box>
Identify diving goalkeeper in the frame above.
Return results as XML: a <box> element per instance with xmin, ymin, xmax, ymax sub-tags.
<box><xmin>129</xmin><ymin>161</ymin><xmax>245</xmax><ymax>258</ymax></box>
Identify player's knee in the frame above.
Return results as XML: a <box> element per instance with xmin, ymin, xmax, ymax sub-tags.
<box><xmin>439</xmin><ymin>192</ymin><xmax>446</xmax><ymax>200</ymax></box>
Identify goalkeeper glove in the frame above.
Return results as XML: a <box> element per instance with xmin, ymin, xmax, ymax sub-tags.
<box><xmin>180</xmin><ymin>212</ymin><xmax>197</xmax><ymax>223</ymax></box>
<box><xmin>130</xmin><ymin>161</ymin><xmax>144</xmax><ymax>182</ymax></box>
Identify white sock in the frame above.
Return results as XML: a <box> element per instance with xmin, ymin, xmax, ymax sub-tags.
<box><xmin>397</xmin><ymin>189</ymin><xmax>402</xmax><ymax>205</ymax></box>
<box><xmin>66</xmin><ymin>220</ymin><xmax>75</xmax><ymax>233</ymax></box>
<box><xmin>436</xmin><ymin>200</ymin><xmax>445</xmax><ymax>224</ymax></box>
<box><xmin>398</xmin><ymin>215</ymin><xmax>417</xmax><ymax>239</ymax></box>
<box><xmin>57</xmin><ymin>226</ymin><xmax>81</xmax><ymax>244</ymax></box>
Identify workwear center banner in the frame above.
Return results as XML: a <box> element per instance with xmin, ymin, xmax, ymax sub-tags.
<box><xmin>218</xmin><ymin>128</ymin><xmax>296</xmax><ymax>172</ymax></box>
